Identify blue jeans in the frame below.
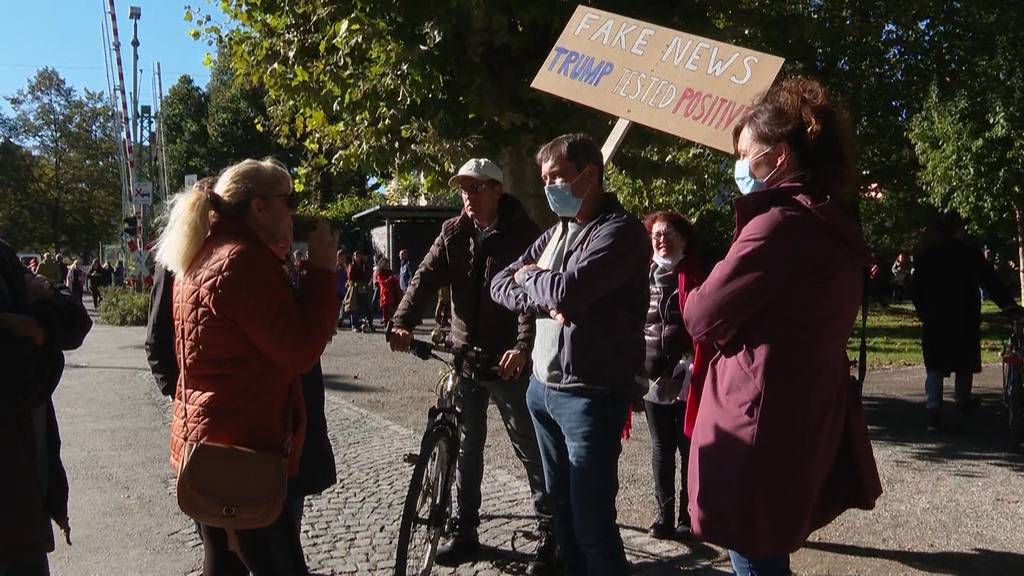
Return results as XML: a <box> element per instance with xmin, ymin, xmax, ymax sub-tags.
<box><xmin>526</xmin><ymin>377</ymin><xmax>629</xmax><ymax>576</ymax></box>
<box><xmin>729</xmin><ymin>550</ymin><xmax>790</xmax><ymax>576</ymax></box>
<box><xmin>0</xmin><ymin>553</ymin><xmax>49</xmax><ymax>576</ymax></box>
<box><xmin>454</xmin><ymin>377</ymin><xmax>552</xmax><ymax>531</ymax></box>
<box><xmin>925</xmin><ymin>370</ymin><xmax>973</xmax><ymax>409</ymax></box>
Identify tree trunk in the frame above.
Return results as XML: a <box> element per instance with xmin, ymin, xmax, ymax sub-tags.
<box><xmin>500</xmin><ymin>140</ymin><xmax>556</xmax><ymax>231</ymax></box>
<box><xmin>1016</xmin><ymin>205</ymin><xmax>1024</xmax><ymax>301</ymax></box>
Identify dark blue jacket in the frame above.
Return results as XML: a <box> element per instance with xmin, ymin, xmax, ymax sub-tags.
<box><xmin>490</xmin><ymin>194</ymin><xmax>650</xmax><ymax>396</ymax></box>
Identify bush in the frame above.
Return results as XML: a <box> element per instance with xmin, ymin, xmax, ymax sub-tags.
<box><xmin>98</xmin><ymin>287</ymin><xmax>150</xmax><ymax>326</ymax></box>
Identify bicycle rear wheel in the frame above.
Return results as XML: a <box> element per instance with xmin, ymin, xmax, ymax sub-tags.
<box><xmin>1006</xmin><ymin>362</ymin><xmax>1024</xmax><ymax>446</ymax></box>
<box><xmin>394</xmin><ymin>426</ymin><xmax>456</xmax><ymax>576</ymax></box>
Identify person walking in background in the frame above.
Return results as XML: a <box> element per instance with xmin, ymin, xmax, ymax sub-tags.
<box><xmin>114</xmin><ymin>259</ymin><xmax>125</xmax><ymax>287</ymax></box>
<box><xmin>1</xmin><ymin>237</ymin><xmax>92</xmax><ymax>575</ymax></box>
<box><xmin>375</xmin><ymin>258</ymin><xmax>402</xmax><ymax>324</ymax></box>
<box><xmin>345</xmin><ymin>250</ymin><xmax>371</xmax><ymax>332</ymax></box>
<box><xmin>368</xmin><ymin>256</ymin><xmax>384</xmax><ymax>333</ymax></box>
<box><xmin>640</xmin><ymin>211</ymin><xmax>710</xmax><ymax>541</ymax></box>
<box><xmin>682</xmin><ymin>78</ymin><xmax>882</xmax><ymax>576</ymax></box>
<box><xmin>36</xmin><ymin>252</ymin><xmax>61</xmax><ymax>286</ymax></box>
<box><xmin>155</xmin><ymin>158</ymin><xmax>339</xmax><ymax>575</ymax></box>
<box><xmin>336</xmin><ymin>251</ymin><xmax>349</xmax><ymax>328</ymax></box>
<box><xmin>100</xmin><ymin>261</ymin><xmax>114</xmax><ymax>290</ymax></box>
<box><xmin>912</xmin><ymin>213</ymin><xmax>1023</xmax><ymax>432</ymax></box>
<box><xmin>398</xmin><ymin>249</ymin><xmax>414</xmax><ymax>292</ymax></box>
<box><xmin>87</xmin><ymin>259</ymin><xmax>104</xmax><ymax>309</ymax></box>
<box><xmin>891</xmin><ymin>252</ymin><xmax>910</xmax><ymax>304</ymax></box>
<box><xmin>56</xmin><ymin>254</ymin><xmax>68</xmax><ymax>290</ymax></box>
<box><xmin>492</xmin><ymin>134</ymin><xmax>650</xmax><ymax>576</ymax></box>
<box><xmin>66</xmin><ymin>260</ymin><xmax>84</xmax><ymax>300</ymax></box>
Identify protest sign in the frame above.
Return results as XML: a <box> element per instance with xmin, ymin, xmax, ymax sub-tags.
<box><xmin>531</xmin><ymin>6</ymin><xmax>785</xmax><ymax>153</ymax></box>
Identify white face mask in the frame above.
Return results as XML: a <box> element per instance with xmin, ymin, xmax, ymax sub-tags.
<box><xmin>652</xmin><ymin>251</ymin><xmax>684</xmax><ymax>269</ymax></box>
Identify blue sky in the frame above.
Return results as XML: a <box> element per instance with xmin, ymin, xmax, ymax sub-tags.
<box><xmin>0</xmin><ymin>1</ymin><xmax>222</xmax><ymax>110</ymax></box>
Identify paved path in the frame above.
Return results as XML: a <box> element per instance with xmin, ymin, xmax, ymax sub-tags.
<box><xmin>47</xmin><ymin>321</ymin><xmax>1024</xmax><ymax>575</ymax></box>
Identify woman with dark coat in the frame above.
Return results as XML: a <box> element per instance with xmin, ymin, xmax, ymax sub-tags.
<box><xmin>640</xmin><ymin>211</ymin><xmax>709</xmax><ymax>540</ymax></box>
<box><xmin>1</xmin><ymin>238</ymin><xmax>92</xmax><ymax>575</ymax></box>
<box><xmin>682</xmin><ymin>77</ymin><xmax>882</xmax><ymax>575</ymax></box>
<box><xmin>912</xmin><ymin>213</ymin><xmax>1021</xmax><ymax>431</ymax></box>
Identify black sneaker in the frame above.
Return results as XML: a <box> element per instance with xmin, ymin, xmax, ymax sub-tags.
<box><xmin>674</xmin><ymin>517</ymin><xmax>693</xmax><ymax>541</ymax></box>
<box><xmin>434</xmin><ymin>525</ymin><xmax>479</xmax><ymax>566</ymax></box>
<box><xmin>526</xmin><ymin>529</ymin><xmax>559</xmax><ymax>575</ymax></box>
<box><xmin>648</xmin><ymin>519</ymin><xmax>673</xmax><ymax>540</ymax></box>
<box><xmin>955</xmin><ymin>397</ymin><xmax>980</xmax><ymax>415</ymax></box>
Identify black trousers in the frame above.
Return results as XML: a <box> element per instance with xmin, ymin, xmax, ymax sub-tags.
<box><xmin>199</xmin><ymin>508</ymin><xmax>307</xmax><ymax>576</ymax></box>
<box><xmin>643</xmin><ymin>399</ymin><xmax>690</xmax><ymax>519</ymax></box>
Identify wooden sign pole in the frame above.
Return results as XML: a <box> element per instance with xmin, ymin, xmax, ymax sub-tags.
<box><xmin>601</xmin><ymin>118</ymin><xmax>633</xmax><ymax>164</ymax></box>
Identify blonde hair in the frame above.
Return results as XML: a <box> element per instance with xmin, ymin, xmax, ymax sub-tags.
<box><xmin>155</xmin><ymin>158</ymin><xmax>292</xmax><ymax>275</ymax></box>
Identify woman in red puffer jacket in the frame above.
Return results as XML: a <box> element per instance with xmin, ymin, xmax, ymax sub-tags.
<box><xmin>155</xmin><ymin>158</ymin><xmax>339</xmax><ymax>575</ymax></box>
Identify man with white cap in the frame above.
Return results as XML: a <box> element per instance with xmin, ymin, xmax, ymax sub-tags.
<box><xmin>388</xmin><ymin>159</ymin><xmax>556</xmax><ymax>573</ymax></box>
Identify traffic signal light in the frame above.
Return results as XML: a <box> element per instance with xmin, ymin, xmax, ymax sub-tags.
<box><xmin>123</xmin><ymin>216</ymin><xmax>138</xmax><ymax>237</ymax></box>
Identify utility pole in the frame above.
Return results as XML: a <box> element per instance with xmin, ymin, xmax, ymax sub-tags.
<box><xmin>128</xmin><ymin>5</ymin><xmax>144</xmax><ymax>284</ymax></box>
<box><xmin>155</xmin><ymin>62</ymin><xmax>170</xmax><ymax>202</ymax></box>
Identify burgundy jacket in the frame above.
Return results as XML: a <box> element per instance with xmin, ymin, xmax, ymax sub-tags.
<box><xmin>682</xmin><ymin>183</ymin><xmax>882</xmax><ymax>557</ymax></box>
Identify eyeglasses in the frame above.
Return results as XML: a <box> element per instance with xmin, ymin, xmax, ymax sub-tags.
<box><xmin>651</xmin><ymin>230</ymin><xmax>680</xmax><ymax>241</ymax></box>
<box><xmin>458</xmin><ymin>181</ymin><xmax>494</xmax><ymax>195</ymax></box>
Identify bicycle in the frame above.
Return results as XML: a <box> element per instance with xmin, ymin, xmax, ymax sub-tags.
<box><xmin>1001</xmin><ymin>318</ymin><xmax>1024</xmax><ymax>449</ymax></box>
<box><xmin>388</xmin><ymin>326</ymin><xmax>495</xmax><ymax>576</ymax></box>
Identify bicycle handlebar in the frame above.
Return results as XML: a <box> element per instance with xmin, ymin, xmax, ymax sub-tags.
<box><xmin>385</xmin><ymin>322</ymin><xmax>500</xmax><ymax>374</ymax></box>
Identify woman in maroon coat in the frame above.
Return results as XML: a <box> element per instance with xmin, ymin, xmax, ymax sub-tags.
<box><xmin>682</xmin><ymin>77</ymin><xmax>882</xmax><ymax>575</ymax></box>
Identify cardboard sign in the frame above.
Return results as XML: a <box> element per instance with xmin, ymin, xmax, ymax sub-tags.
<box><xmin>531</xmin><ymin>6</ymin><xmax>785</xmax><ymax>153</ymax></box>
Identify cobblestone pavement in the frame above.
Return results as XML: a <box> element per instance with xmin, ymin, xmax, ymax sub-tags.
<box><xmin>50</xmin><ymin>322</ymin><xmax>1024</xmax><ymax>575</ymax></box>
<box><xmin>299</xmin><ymin>393</ymin><xmax>729</xmax><ymax>575</ymax></box>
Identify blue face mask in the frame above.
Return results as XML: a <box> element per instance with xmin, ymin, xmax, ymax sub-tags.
<box><xmin>544</xmin><ymin>168</ymin><xmax>590</xmax><ymax>218</ymax></box>
<box><xmin>734</xmin><ymin>147</ymin><xmax>776</xmax><ymax>195</ymax></box>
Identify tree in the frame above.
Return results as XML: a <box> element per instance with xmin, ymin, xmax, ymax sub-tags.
<box><xmin>0</xmin><ymin>123</ymin><xmax>47</xmax><ymax>250</ymax></box>
<box><xmin>161</xmin><ymin>74</ymin><xmax>211</xmax><ymax>191</ymax></box>
<box><xmin>189</xmin><ymin>1</ymin><xmax>1011</xmax><ymax>256</ymax></box>
<box><xmin>909</xmin><ymin>2</ymin><xmax>1024</xmax><ymax>296</ymax></box>
<box><xmin>2</xmin><ymin>68</ymin><xmax>121</xmax><ymax>256</ymax></box>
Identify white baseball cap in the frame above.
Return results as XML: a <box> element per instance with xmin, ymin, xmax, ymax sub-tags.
<box><xmin>448</xmin><ymin>158</ymin><xmax>503</xmax><ymax>186</ymax></box>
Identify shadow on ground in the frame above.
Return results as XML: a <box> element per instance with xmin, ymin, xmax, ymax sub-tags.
<box><xmin>862</xmin><ymin>392</ymin><xmax>1024</xmax><ymax>473</ymax></box>
<box><xmin>322</xmin><ymin>374</ymin><xmax>373</xmax><ymax>393</ymax></box>
<box><xmin>806</xmin><ymin>541</ymin><xmax>1024</xmax><ymax>576</ymax></box>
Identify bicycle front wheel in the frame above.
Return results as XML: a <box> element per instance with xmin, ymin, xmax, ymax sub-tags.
<box><xmin>394</xmin><ymin>426</ymin><xmax>456</xmax><ymax>576</ymax></box>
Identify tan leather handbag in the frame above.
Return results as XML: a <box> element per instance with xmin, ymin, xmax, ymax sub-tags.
<box><xmin>175</xmin><ymin>333</ymin><xmax>288</xmax><ymax>530</ymax></box>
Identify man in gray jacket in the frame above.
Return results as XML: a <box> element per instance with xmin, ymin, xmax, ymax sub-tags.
<box><xmin>491</xmin><ymin>134</ymin><xmax>650</xmax><ymax>576</ymax></box>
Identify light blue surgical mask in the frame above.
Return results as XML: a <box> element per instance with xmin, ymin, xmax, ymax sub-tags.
<box><xmin>734</xmin><ymin>147</ymin><xmax>776</xmax><ymax>195</ymax></box>
<box><xmin>544</xmin><ymin>168</ymin><xmax>590</xmax><ymax>218</ymax></box>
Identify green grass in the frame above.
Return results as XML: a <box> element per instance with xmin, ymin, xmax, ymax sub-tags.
<box><xmin>848</xmin><ymin>301</ymin><xmax>1010</xmax><ymax>370</ymax></box>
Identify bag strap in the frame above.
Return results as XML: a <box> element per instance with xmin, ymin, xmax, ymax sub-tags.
<box><xmin>177</xmin><ymin>304</ymin><xmax>191</xmax><ymax>465</ymax></box>
<box><xmin>854</xmin><ymin>269</ymin><xmax>870</xmax><ymax>396</ymax></box>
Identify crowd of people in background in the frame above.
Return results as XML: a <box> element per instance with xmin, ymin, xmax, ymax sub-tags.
<box><xmin>18</xmin><ymin>252</ymin><xmax>133</xmax><ymax>310</ymax></box>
